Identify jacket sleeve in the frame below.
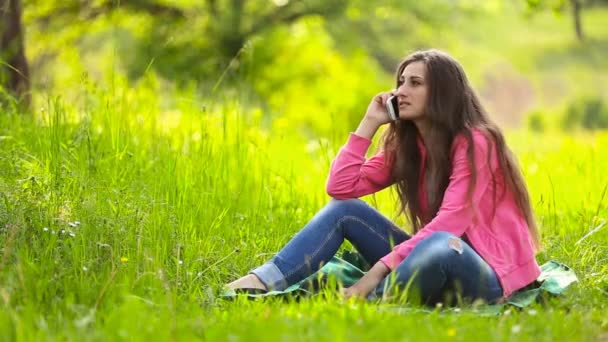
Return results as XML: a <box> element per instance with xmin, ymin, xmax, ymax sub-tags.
<box><xmin>326</xmin><ymin>133</ymin><xmax>394</xmax><ymax>199</ymax></box>
<box><xmin>379</xmin><ymin>130</ymin><xmax>498</xmax><ymax>269</ymax></box>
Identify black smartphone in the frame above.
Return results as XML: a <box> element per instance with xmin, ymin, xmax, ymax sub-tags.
<box><xmin>385</xmin><ymin>96</ymin><xmax>399</xmax><ymax>121</ymax></box>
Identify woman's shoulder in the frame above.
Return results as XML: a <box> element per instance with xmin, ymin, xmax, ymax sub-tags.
<box><xmin>451</xmin><ymin>127</ymin><xmax>496</xmax><ymax>156</ymax></box>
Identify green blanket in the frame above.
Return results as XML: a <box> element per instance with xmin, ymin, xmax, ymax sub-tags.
<box><xmin>222</xmin><ymin>253</ymin><xmax>577</xmax><ymax>314</ymax></box>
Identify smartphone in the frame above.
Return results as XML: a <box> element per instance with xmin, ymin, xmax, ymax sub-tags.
<box><xmin>385</xmin><ymin>96</ymin><xmax>399</xmax><ymax>121</ymax></box>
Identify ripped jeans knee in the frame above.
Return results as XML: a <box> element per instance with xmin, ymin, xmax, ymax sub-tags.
<box><xmin>370</xmin><ymin>231</ymin><xmax>503</xmax><ymax>305</ymax></box>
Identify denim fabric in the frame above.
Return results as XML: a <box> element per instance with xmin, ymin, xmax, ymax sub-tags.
<box><xmin>250</xmin><ymin>199</ymin><xmax>503</xmax><ymax>304</ymax></box>
<box><xmin>368</xmin><ymin>231</ymin><xmax>503</xmax><ymax>305</ymax></box>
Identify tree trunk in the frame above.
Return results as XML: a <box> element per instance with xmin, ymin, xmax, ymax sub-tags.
<box><xmin>570</xmin><ymin>0</ymin><xmax>584</xmax><ymax>41</ymax></box>
<box><xmin>0</xmin><ymin>0</ymin><xmax>30</xmax><ymax>109</ymax></box>
<box><xmin>222</xmin><ymin>0</ymin><xmax>245</xmax><ymax>59</ymax></box>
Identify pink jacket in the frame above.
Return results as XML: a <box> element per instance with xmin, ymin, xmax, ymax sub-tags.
<box><xmin>326</xmin><ymin>130</ymin><xmax>541</xmax><ymax>298</ymax></box>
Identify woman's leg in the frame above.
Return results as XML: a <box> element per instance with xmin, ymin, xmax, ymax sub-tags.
<box><xmin>369</xmin><ymin>231</ymin><xmax>503</xmax><ymax>305</ymax></box>
<box><xmin>249</xmin><ymin>198</ymin><xmax>410</xmax><ymax>291</ymax></box>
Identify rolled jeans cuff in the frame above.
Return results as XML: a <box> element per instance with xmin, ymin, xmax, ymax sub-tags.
<box><xmin>250</xmin><ymin>262</ymin><xmax>288</xmax><ymax>291</ymax></box>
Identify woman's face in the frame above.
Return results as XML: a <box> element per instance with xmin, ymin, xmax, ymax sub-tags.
<box><xmin>395</xmin><ymin>61</ymin><xmax>429</xmax><ymax>122</ymax></box>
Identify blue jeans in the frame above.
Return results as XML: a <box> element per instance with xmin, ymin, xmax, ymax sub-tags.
<box><xmin>250</xmin><ymin>199</ymin><xmax>503</xmax><ymax>305</ymax></box>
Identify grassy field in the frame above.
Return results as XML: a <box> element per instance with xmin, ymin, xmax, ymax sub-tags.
<box><xmin>0</xmin><ymin>83</ymin><xmax>607</xmax><ymax>340</ymax></box>
<box><xmin>1</xmin><ymin>3</ymin><xmax>607</xmax><ymax>341</ymax></box>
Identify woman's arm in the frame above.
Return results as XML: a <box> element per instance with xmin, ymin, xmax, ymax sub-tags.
<box><xmin>326</xmin><ymin>93</ymin><xmax>396</xmax><ymax>199</ymax></box>
<box><xmin>354</xmin><ymin>116</ymin><xmax>382</xmax><ymax>140</ymax></box>
<box><xmin>326</xmin><ymin>133</ymin><xmax>393</xmax><ymax>199</ymax></box>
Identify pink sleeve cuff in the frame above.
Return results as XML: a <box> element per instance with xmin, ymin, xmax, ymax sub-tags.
<box><xmin>379</xmin><ymin>253</ymin><xmax>399</xmax><ymax>270</ymax></box>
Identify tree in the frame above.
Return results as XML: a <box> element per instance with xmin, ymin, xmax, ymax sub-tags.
<box><xmin>204</xmin><ymin>0</ymin><xmax>349</xmax><ymax>63</ymax></box>
<box><xmin>0</xmin><ymin>0</ymin><xmax>30</xmax><ymax>109</ymax></box>
<box><xmin>523</xmin><ymin>0</ymin><xmax>608</xmax><ymax>41</ymax></box>
<box><xmin>570</xmin><ymin>0</ymin><xmax>584</xmax><ymax>41</ymax></box>
<box><xmin>324</xmin><ymin>1</ymin><xmax>454</xmax><ymax>73</ymax></box>
<box><xmin>19</xmin><ymin>0</ymin><xmax>454</xmax><ymax>98</ymax></box>
<box><xmin>24</xmin><ymin>0</ymin><xmax>349</xmax><ymax>82</ymax></box>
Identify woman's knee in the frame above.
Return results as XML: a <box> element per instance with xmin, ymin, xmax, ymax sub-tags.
<box><xmin>423</xmin><ymin>231</ymin><xmax>460</xmax><ymax>248</ymax></box>
<box><xmin>409</xmin><ymin>232</ymin><xmax>462</xmax><ymax>264</ymax></box>
<box><xmin>325</xmin><ymin>198</ymin><xmax>367</xmax><ymax>214</ymax></box>
<box><xmin>301</xmin><ymin>198</ymin><xmax>366</xmax><ymax>235</ymax></box>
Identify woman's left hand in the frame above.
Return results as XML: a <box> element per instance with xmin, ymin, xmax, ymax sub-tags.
<box><xmin>340</xmin><ymin>261</ymin><xmax>391</xmax><ymax>299</ymax></box>
<box><xmin>340</xmin><ymin>286</ymin><xmax>368</xmax><ymax>300</ymax></box>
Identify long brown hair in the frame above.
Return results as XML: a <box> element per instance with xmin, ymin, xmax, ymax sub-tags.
<box><xmin>381</xmin><ymin>49</ymin><xmax>540</xmax><ymax>250</ymax></box>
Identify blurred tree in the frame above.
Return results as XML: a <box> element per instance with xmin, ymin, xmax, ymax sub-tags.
<box><xmin>563</xmin><ymin>96</ymin><xmax>608</xmax><ymax>130</ymax></box>
<box><xmin>22</xmin><ymin>1</ymin><xmax>455</xmax><ymax>84</ymax></box>
<box><xmin>204</xmin><ymin>0</ymin><xmax>349</xmax><ymax>63</ymax></box>
<box><xmin>24</xmin><ymin>0</ymin><xmax>350</xmax><ymax>82</ymax></box>
<box><xmin>325</xmin><ymin>1</ymin><xmax>455</xmax><ymax>73</ymax></box>
<box><xmin>571</xmin><ymin>0</ymin><xmax>583</xmax><ymax>40</ymax></box>
<box><xmin>525</xmin><ymin>0</ymin><xmax>607</xmax><ymax>41</ymax></box>
<box><xmin>0</xmin><ymin>0</ymin><xmax>30</xmax><ymax>109</ymax></box>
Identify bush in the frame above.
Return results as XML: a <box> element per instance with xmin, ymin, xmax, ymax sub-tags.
<box><xmin>562</xmin><ymin>96</ymin><xmax>608</xmax><ymax>131</ymax></box>
<box><xmin>527</xmin><ymin>110</ymin><xmax>547</xmax><ymax>132</ymax></box>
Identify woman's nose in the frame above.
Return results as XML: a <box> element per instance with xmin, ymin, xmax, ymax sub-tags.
<box><xmin>395</xmin><ymin>84</ymin><xmax>408</xmax><ymax>97</ymax></box>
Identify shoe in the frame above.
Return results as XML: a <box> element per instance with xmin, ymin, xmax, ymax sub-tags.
<box><xmin>232</xmin><ymin>287</ymin><xmax>268</xmax><ymax>295</ymax></box>
<box><xmin>220</xmin><ymin>287</ymin><xmax>268</xmax><ymax>300</ymax></box>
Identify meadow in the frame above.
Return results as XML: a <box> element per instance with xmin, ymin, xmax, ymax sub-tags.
<box><xmin>1</xmin><ymin>2</ymin><xmax>608</xmax><ymax>341</ymax></box>
<box><xmin>0</xmin><ymin>80</ymin><xmax>606</xmax><ymax>340</ymax></box>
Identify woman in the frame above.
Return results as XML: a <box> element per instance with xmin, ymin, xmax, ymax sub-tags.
<box><xmin>226</xmin><ymin>49</ymin><xmax>541</xmax><ymax>305</ymax></box>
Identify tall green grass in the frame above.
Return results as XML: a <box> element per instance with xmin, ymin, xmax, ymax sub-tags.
<box><xmin>0</xmin><ymin>74</ymin><xmax>607</xmax><ymax>339</ymax></box>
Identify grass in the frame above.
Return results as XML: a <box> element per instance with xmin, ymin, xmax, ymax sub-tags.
<box><xmin>0</xmin><ymin>78</ymin><xmax>607</xmax><ymax>340</ymax></box>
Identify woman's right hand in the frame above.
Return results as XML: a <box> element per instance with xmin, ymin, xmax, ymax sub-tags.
<box><xmin>354</xmin><ymin>91</ymin><xmax>395</xmax><ymax>139</ymax></box>
<box><xmin>364</xmin><ymin>90</ymin><xmax>395</xmax><ymax>126</ymax></box>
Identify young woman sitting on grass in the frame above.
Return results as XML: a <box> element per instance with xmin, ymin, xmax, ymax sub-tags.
<box><xmin>226</xmin><ymin>49</ymin><xmax>541</xmax><ymax>305</ymax></box>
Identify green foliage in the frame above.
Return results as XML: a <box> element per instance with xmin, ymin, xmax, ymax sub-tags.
<box><xmin>524</xmin><ymin>0</ymin><xmax>568</xmax><ymax>13</ymax></box>
<box><xmin>528</xmin><ymin>109</ymin><xmax>548</xmax><ymax>132</ymax></box>
<box><xmin>22</xmin><ymin>0</ymin><xmax>351</xmax><ymax>84</ymax></box>
<box><xmin>240</xmin><ymin>19</ymin><xmax>387</xmax><ymax>138</ymax></box>
<box><xmin>20</xmin><ymin>1</ymin><xmax>461</xmax><ymax>96</ymax></box>
<box><xmin>562</xmin><ymin>96</ymin><xmax>608</xmax><ymax>130</ymax></box>
<box><xmin>18</xmin><ymin>1</ymin><xmax>608</xmax><ymax>139</ymax></box>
